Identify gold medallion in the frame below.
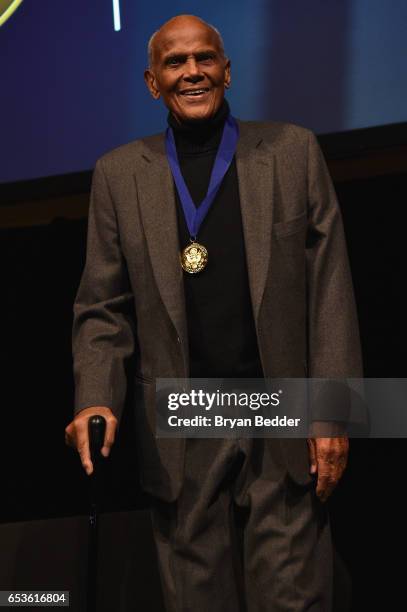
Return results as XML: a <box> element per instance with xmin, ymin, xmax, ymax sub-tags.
<box><xmin>180</xmin><ymin>241</ymin><xmax>208</xmax><ymax>274</ymax></box>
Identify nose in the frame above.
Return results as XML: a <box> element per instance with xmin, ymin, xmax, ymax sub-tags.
<box><xmin>183</xmin><ymin>57</ymin><xmax>204</xmax><ymax>83</ymax></box>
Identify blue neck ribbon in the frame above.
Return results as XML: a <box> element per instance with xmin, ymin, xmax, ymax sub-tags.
<box><xmin>165</xmin><ymin>114</ymin><xmax>239</xmax><ymax>239</ymax></box>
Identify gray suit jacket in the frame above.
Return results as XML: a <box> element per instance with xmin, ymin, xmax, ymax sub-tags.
<box><xmin>72</xmin><ymin>119</ymin><xmax>363</xmax><ymax>501</ymax></box>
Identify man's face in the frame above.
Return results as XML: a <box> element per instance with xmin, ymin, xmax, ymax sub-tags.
<box><xmin>144</xmin><ymin>19</ymin><xmax>231</xmax><ymax>123</ymax></box>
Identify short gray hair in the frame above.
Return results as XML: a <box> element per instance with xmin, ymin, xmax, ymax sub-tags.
<box><xmin>147</xmin><ymin>17</ymin><xmax>225</xmax><ymax>67</ymax></box>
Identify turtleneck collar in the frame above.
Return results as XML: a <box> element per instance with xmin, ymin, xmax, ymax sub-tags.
<box><xmin>167</xmin><ymin>98</ymin><xmax>230</xmax><ymax>155</ymax></box>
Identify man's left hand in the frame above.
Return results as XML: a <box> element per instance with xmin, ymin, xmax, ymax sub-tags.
<box><xmin>307</xmin><ymin>431</ymin><xmax>349</xmax><ymax>503</ymax></box>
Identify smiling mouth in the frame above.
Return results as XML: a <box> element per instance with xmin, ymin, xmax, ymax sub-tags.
<box><xmin>179</xmin><ymin>87</ymin><xmax>210</xmax><ymax>97</ymax></box>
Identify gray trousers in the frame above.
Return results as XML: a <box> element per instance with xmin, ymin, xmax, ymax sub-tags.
<box><xmin>150</xmin><ymin>438</ymin><xmax>332</xmax><ymax>612</ymax></box>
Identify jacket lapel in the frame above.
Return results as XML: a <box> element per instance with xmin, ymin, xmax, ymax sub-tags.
<box><xmin>236</xmin><ymin>121</ymin><xmax>274</xmax><ymax>326</ymax></box>
<box><xmin>135</xmin><ymin>121</ymin><xmax>275</xmax><ymax>365</ymax></box>
<box><xmin>135</xmin><ymin>136</ymin><xmax>189</xmax><ymax>372</ymax></box>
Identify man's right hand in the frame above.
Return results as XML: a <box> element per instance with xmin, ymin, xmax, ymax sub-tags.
<box><xmin>65</xmin><ymin>406</ymin><xmax>118</xmax><ymax>476</ymax></box>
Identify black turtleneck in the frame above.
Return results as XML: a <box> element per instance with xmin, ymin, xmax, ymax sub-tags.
<box><xmin>168</xmin><ymin>99</ymin><xmax>264</xmax><ymax>379</ymax></box>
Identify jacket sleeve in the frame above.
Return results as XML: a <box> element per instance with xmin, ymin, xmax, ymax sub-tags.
<box><xmin>306</xmin><ymin>131</ymin><xmax>363</xmax><ymax>422</ymax></box>
<box><xmin>72</xmin><ymin>157</ymin><xmax>135</xmax><ymax>424</ymax></box>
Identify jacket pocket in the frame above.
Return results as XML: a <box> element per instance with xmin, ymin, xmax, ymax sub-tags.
<box><xmin>134</xmin><ymin>373</ymin><xmax>154</xmax><ymax>385</ymax></box>
<box><xmin>272</xmin><ymin>211</ymin><xmax>307</xmax><ymax>238</ymax></box>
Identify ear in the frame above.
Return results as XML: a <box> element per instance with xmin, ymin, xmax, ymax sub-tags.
<box><xmin>144</xmin><ymin>69</ymin><xmax>161</xmax><ymax>100</ymax></box>
<box><xmin>224</xmin><ymin>58</ymin><xmax>231</xmax><ymax>89</ymax></box>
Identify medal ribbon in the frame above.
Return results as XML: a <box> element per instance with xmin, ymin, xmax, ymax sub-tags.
<box><xmin>165</xmin><ymin>114</ymin><xmax>239</xmax><ymax>238</ymax></box>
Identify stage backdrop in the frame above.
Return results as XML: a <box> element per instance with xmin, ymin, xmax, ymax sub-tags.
<box><xmin>1</xmin><ymin>0</ymin><xmax>407</xmax><ymax>183</ymax></box>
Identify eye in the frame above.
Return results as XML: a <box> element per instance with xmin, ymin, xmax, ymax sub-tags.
<box><xmin>197</xmin><ymin>53</ymin><xmax>216</xmax><ymax>64</ymax></box>
<box><xmin>166</xmin><ymin>56</ymin><xmax>184</xmax><ymax>67</ymax></box>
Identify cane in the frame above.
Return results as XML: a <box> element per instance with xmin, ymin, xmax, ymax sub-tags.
<box><xmin>87</xmin><ymin>415</ymin><xmax>106</xmax><ymax>612</ymax></box>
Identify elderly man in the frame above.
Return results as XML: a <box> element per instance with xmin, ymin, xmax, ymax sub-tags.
<box><xmin>65</xmin><ymin>14</ymin><xmax>362</xmax><ymax>612</ymax></box>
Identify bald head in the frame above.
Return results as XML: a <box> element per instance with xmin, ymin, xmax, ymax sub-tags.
<box><xmin>144</xmin><ymin>14</ymin><xmax>231</xmax><ymax>124</ymax></box>
<box><xmin>148</xmin><ymin>15</ymin><xmax>225</xmax><ymax>67</ymax></box>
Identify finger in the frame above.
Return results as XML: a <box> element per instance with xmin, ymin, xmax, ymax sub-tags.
<box><xmin>65</xmin><ymin>431</ymin><xmax>74</xmax><ymax>448</ymax></box>
<box><xmin>76</xmin><ymin>422</ymin><xmax>93</xmax><ymax>475</ymax></box>
<box><xmin>307</xmin><ymin>438</ymin><xmax>317</xmax><ymax>474</ymax></box>
<box><xmin>64</xmin><ymin>430</ymin><xmax>73</xmax><ymax>448</ymax></box>
<box><xmin>101</xmin><ymin>415</ymin><xmax>118</xmax><ymax>457</ymax></box>
<box><xmin>316</xmin><ymin>472</ymin><xmax>334</xmax><ymax>502</ymax></box>
<box><xmin>314</xmin><ymin>438</ymin><xmax>349</xmax><ymax>501</ymax></box>
<box><xmin>333</xmin><ymin>455</ymin><xmax>348</xmax><ymax>480</ymax></box>
<box><xmin>316</xmin><ymin>458</ymin><xmax>341</xmax><ymax>501</ymax></box>
<box><xmin>338</xmin><ymin>442</ymin><xmax>349</xmax><ymax>473</ymax></box>
<box><xmin>326</xmin><ymin>443</ymin><xmax>349</xmax><ymax>482</ymax></box>
<box><xmin>318</xmin><ymin>478</ymin><xmax>337</xmax><ymax>502</ymax></box>
<box><xmin>64</xmin><ymin>423</ymin><xmax>76</xmax><ymax>448</ymax></box>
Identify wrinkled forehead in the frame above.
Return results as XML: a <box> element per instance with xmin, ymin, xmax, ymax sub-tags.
<box><xmin>154</xmin><ymin>22</ymin><xmax>222</xmax><ymax>59</ymax></box>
